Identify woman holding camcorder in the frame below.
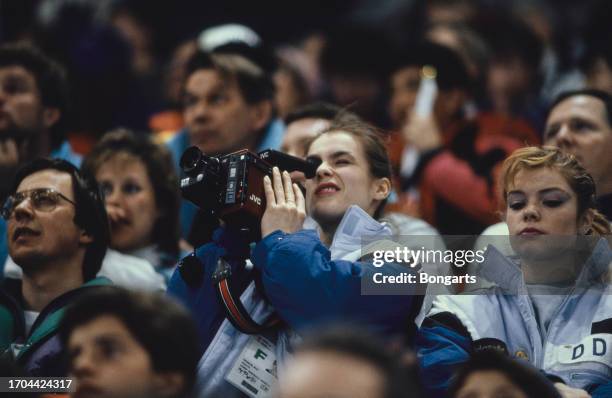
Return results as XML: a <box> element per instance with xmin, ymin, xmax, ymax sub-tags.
<box><xmin>168</xmin><ymin>118</ymin><xmax>424</xmax><ymax>397</ymax></box>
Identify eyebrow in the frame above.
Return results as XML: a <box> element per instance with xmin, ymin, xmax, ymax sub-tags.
<box><xmin>94</xmin><ymin>333</ymin><xmax>124</xmax><ymax>342</ymax></box>
<box><xmin>306</xmin><ymin>150</ymin><xmax>355</xmax><ymax>162</ymax></box>
<box><xmin>329</xmin><ymin>151</ymin><xmax>354</xmax><ymax>159</ymax></box>
<box><xmin>507</xmin><ymin>187</ymin><xmax>570</xmax><ymax>196</ymax></box>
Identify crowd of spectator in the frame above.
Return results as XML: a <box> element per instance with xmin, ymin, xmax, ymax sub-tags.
<box><xmin>1</xmin><ymin>1</ymin><xmax>612</xmax><ymax>397</ymax></box>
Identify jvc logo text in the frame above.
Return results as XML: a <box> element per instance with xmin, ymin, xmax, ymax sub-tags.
<box><xmin>249</xmin><ymin>194</ymin><xmax>262</xmax><ymax>205</ymax></box>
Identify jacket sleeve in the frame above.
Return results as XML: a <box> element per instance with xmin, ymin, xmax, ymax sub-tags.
<box><xmin>166</xmin><ymin>227</ymin><xmax>251</xmax><ymax>353</ymax></box>
<box><xmin>592</xmin><ymin>381</ymin><xmax>612</xmax><ymax>398</ymax></box>
<box><xmin>416</xmin><ymin>312</ymin><xmax>473</xmax><ymax>398</ymax></box>
<box><xmin>250</xmin><ymin>229</ymin><xmax>421</xmax><ymax>336</ymax></box>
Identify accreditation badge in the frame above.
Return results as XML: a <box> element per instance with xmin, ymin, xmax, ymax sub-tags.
<box><xmin>226</xmin><ymin>335</ymin><xmax>277</xmax><ymax>397</ymax></box>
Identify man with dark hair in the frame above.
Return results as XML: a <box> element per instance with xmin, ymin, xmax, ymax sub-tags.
<box><xmin>277</xmin><ymin>326</ymin><xmax>423</xmax><ymax>398</ymax></box>
<box><xmin>387</xmin><ymin>41</ymin><xmax>539</xmax><ymax>235</ymax></box>
<box><xmin>0</xmin><ymin>158</ymin><xmax>111</xmax><ymax>376</ymax></box>
<box><xmin>0</xmin><ymin>43</ymin><xmax>80</xmax><ymax>181</ymax></box>
<box><xmin>282</xmin><ymin>102</ymin><xmax>355</xmax><ymax>158</ymax></box>
<box><xmin>60</xmin><ymin>287</ymin><xmax>199</xmax><ymax>398</ymax></box>
<box><xmin>0</xmin><ymin>43</ymin><xmax>81</xmax><ymax>269</ymax></box>
<box><xmin>167</xmin><ymin>49</ymin><xmax>284</xmax><ymax>239</ymax></box>
<box><xmin>544</xmin><ymin>89</ymin><xmax>612</xmax><ymax>220</ymax></box>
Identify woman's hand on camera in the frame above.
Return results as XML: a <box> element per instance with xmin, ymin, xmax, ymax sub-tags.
<box><xmin>261</xmin><ymin>167</ymin><xmax>306</xmax><ymax>238</ymax></box>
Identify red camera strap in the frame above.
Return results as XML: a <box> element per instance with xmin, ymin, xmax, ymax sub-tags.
<box><xmin>213</xmin><ymin>258</ymin><xmax>281</xmax><ymax>335</ymax></box>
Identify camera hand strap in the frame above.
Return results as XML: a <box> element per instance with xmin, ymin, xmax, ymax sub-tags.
<box><xmin>212</xmin><ymin>257</ymin><xmax>281</xmax><ymax>334</ymax></box>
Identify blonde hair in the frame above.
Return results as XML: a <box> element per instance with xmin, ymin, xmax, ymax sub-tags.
<box><xmin>501</xmin><ymin>146</ymin><xmax>610</xmax><ymax>235</ymax></box>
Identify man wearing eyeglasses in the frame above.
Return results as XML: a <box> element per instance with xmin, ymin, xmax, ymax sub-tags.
<box><xmin>0</xmin><ymin>158</ymin><xmax>111</xmax><ymax>377</ymax></box>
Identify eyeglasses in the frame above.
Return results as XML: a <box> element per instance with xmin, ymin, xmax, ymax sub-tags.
<box><xmin>1</xmin><ymin>188</ymin><xmax>76</xmax><ymax>220</ymax></box>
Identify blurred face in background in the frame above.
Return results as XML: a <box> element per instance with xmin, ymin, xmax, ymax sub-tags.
<box><xmin>183</xmin><ymin>69</ymin><xmax>269</xmax><ymax>155</ymax></box>
<box><xmin>389</xmin><ymin>66</ymin><xmax>461</xmax><ymax>131</ymax></box>
<box><xmin>96</xmin><ymin>153</ymin><xmax>158</xmax><ymax>252</ymax></box>
<box><xmin>586</xmin><ymin>58</ymin><xmax>612</xmax><ymax>95</ymax></box>
<box><xmin>544</xmin><ymin>95</ymin><xmax>612</xmax><ymax>191</ymax></box>
<box><xmin>0</xmin><ymin>65</ymin><xmax>55</xmax><ymax>141</ymax></box>
<box><xmin>281</xmin><ymin>118</ymin><xmax>330</xmax><ymax>158</ymax></box>
<box><xmin>486</xmin><ymin>55</ymin><xmax>533</xmax><ymax>113</ymax></box>
<box><xmin>276</xmin><ymin>350</ymin><xmax>385</xmax><ymax>398</ymax></box>
<box><xmin>281</xmin><ymin>117</ymin><xmax>330</xmax><ymax>185</ymax></box>
<box><xmin>68</xmin><ymin>314</ymin><xmax>181</xmax><ymax>398</ymax></box>
<box><xmin>389</xmin><ymin>67</ymin><xmax>420</xmax><ymax>129</ymax></box>
<box><xmin>454</xmin><ymin>370</ymin><xmax>527</xmax><ymax>398</ymax></box>
<box><xmin>328</xmin><ymin>74</ymin><xmax>380</xmax><ymax>122</ymax></box>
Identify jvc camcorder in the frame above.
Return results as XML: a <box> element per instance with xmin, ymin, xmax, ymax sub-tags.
<box><xmin>179</xmin><ymin>146</ymin><xmax>320</xmax><ymax>239</ymax></box>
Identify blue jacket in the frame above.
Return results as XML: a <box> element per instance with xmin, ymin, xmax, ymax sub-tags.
<box><xmin>417</xmin><ymin>241</ymin><xmax>612</xmax><ymax>398</ymax></box>
<box><xmin>166</xmin><ymin>120</ymin><xmax>285</xmax><ymax>239</ymax></box>
<box><xmin>168</xmin><ymin>207</ymin><xmax>423</xmax><ymax>396</ymax></box>
<box><xmin>167</xmin><ymin>227</ymin><xmax>422</xmax><ymax>350</ymax></box>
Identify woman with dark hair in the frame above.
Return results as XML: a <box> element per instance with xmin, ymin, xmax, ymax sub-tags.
<box><xmin>168</xmin><ymin>118</ymin><xmax>427</xmax><ymax>396</ymax></box>
<box><xmin>82</xmin><ymin>128</ymin><xmax>182</xmax><ymax>281</ymax></box>
<box><xmin>418</xmin><ymin>147</ymin><xmax>612</xmax><ymax>398</ymax></box>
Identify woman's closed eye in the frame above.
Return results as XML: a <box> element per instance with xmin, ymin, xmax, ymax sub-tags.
<box><xmin>543</xmin><ymin>199</ymin><xmax>564</xmax><ymax>208</ymax></box>
<box><xmin>508</xmin><ymin>201</ymin><xmax>525</xmax><ymax>211</ymax></box>
<box><xmin>335</xmin><ymin>158</ymin><xmax>351</xmax><ymax>166</ymax></box>
<box><xmin>507</xmin><ymin>192</ymin><xmax>526</xmax><ymax>211</ymax></box>
<box><xmin>541</xmin><ymin>192</ymin><xmax>569</xmax><ymax>208</ymax></box>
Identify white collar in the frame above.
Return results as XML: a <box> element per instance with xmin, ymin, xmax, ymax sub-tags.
<box><xmin>328</xmin><ymin>205</ymin><xmax>392</xmax><ymax>260</ymax></box>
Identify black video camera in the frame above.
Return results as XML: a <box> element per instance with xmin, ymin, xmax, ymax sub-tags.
<box><xmin>179</xmin><ymin>147</ymin><xmax>320</xmax><ymax>239</ymax></box>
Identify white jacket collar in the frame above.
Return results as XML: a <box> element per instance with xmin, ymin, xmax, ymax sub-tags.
<box><xmin>328</xmin><ymin>205</ymin><xmax>392</xmax><ymax>261</ymax></box>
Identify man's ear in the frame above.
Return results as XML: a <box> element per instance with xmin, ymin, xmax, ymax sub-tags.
<box><xmin>372</xmin><ymin>177</ymin><xmax>391</xmax><ymax>201</ymax></box>
<box><xmin>152</xmin><ymin>372</ymin><xmax>185</xmax><ymax>397</ymax></box>
<box><xmin>42</xmin><ymin>107</ymin><xmax>61</xmax><ymax>129</ymax></box>
<box><xmin>249</xmin><ymin>100</ymin><xmax>273</xmax><ymax>132</ymax></box>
